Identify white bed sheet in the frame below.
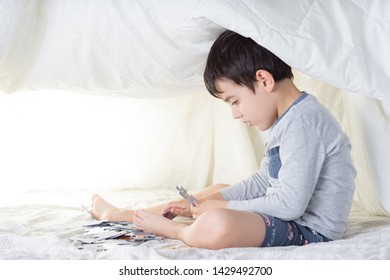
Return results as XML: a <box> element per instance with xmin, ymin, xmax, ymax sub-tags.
<box><xmin>1</xmin><ymin>189</ymin><xmax>390</xmax><ymax>260</ymax></box>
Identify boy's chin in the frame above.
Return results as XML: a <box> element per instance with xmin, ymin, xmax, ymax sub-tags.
<box><xmin>255</xmin><ymin>124</ymin><xmax>271</xmax><ymax>131</ymax></box>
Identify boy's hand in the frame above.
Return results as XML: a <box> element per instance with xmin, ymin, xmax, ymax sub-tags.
<box><xmin>190</xmin><ymin>200</ymin><xmax>228</xmax><ymax>219</ymax></box>
<box><xmin>161</xmin><ymin>200</ymin><xmax>192</xmax><ymax>218</ymax></box>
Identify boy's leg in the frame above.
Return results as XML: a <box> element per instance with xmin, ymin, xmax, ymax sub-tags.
<box><xmin>90</xmin><ymin>194</ymin><xmax>170</xmax><ymax>222</ymax></box>
<box><xmin>134</xmin><ymin>208</ymin><xmax>266</xmax><ymax>249</ymax></box>
<box><xmin>91</xmin><ymin>184</ymin><xmax>230</xmax><ymax>222</ymax></box>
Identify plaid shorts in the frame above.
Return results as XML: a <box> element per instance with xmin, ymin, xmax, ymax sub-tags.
<box><xmin>259</xmin><ymin>214</ymin><xmax>331</xmax><ymax>247</ymax></box>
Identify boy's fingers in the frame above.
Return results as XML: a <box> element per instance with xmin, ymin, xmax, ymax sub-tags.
<box><xmin>170</xmin><ymin>207</ymin><xmax>182</xmax><ymax>214</ymax></box>
<box><xmin>169</xmin><ymin>201</ymin><xmax>187</xmax><ymax>208</ymax></box>
<box><xmin>190</xmin><ymin>204</ymin><xmax>198</xmax><ymax>215</ymax></box>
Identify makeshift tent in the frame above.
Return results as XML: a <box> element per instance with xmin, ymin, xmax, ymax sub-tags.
<box><xmin>1</xmin><ymin>0</ymin><xmax>390</xmax><ymax>260</ymax></box>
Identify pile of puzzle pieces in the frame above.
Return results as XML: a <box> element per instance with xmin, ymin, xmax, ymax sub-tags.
<box><xmin>70</xmin><ymin>220</ymin><xmax>164</xmax><ymax>252</ymax></box>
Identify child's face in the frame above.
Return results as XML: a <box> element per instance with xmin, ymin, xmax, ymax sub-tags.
<box><xmin>215</xmin><ymin>79</ymin><xmax>278</xmax><ymax>131</ymax></box>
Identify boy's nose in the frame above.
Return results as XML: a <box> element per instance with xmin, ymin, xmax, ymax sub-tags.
<box><xmin>232</xmin><ymin>108</ymin><xmax>242</xmax><ymax>119</ymax></box>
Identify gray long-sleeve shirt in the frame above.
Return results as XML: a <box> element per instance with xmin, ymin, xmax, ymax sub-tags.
<box><xmin>220</xmin><ymin>93</ymin><xmax>356</xmax><ymax>240</ymax></box>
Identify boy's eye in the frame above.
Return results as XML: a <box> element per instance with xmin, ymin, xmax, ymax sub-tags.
<box><xmin>231</xmin><ymin>100</ymin><xmax>238</xmax><ymax>105</ymax></box>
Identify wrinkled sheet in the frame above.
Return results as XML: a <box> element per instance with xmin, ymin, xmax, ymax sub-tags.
<box><xmin>1</xmin><ymin>189</ymin><xmax>390</xmax><ymax>260</ymax></box>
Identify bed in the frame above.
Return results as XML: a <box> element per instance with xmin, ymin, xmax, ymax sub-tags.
<box><xmin>1</xmin><ymin>189</ymin><xmax>390</xmax><ymax>260</ymax></box>
<box><xmin>1</xmin><ymin>0</ymin><xmax>390</xmax><ymax>261</ymax></box>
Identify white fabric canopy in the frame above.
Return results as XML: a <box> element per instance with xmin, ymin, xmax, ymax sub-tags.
<box><xmin>0</xmin><ymin>0</ymin><xmax>390</xmax><ymax>215</ymax></box>
<box><xmin>1</xmin><ymin>0</ymin><xmax>390</xmax><ymax>101</ymax></box>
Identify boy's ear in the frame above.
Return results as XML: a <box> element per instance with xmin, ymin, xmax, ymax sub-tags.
<box><xmin>255</xmin><ymin>70</ymin><xmax>275</xmax><ymax>93</ymax></box>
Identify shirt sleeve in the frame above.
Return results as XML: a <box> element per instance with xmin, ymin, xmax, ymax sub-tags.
<box><xmin>220</xmin><ymin>156</ymin><xmax>269</xmax><ymax>201</ymax></box>
<box><xmin>226</xmin><ymin>116</ymin><xmax>327</xmax><ymax>221</ymax></box>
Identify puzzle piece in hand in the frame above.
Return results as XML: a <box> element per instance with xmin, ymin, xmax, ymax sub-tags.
<box><xmin>162</xmin><ymin>208</ymin><xmax>177</xmax><ymax>220</ymax></box>
<box><xmin>162</xmin><ymin>186</ymin><xmax>199</xmax><ymax>220</ymax></box>
<box><xmin>176</xmin><ymin>186</ymin><xmax>199</xmax><ymax>206</ymax></box>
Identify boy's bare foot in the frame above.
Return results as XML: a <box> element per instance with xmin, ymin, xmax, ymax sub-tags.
<box><xmin>90</xmin><ymin>194</ymin><xmax>133</xmax><ymax>222</ymax></box>
<box><xmin>133</xmin><ymin>210</ymin><xmax>185</xmax><ymax>239</ymax></box>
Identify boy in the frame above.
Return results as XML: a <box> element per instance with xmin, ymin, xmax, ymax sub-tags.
<box><xmin>91</xmin><ymin>30</ymin><xmax>356</xmax><ymax>249</ymax></box>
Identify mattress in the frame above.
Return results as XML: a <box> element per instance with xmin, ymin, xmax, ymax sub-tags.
<box><xmin>1</xmin><ymin>189</ymin><xmax>390</xmax><ymax>260</ymax></box>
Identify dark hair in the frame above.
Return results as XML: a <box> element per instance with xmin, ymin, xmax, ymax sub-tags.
<box><xmin>203</xmin><ymin>30</ymin><xmax>293</xmax><ymax>98</ymax></box>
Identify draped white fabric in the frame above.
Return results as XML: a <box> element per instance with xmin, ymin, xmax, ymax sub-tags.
<box><xmin>0</xmin><ymin>90</ymin><xmax>263</xmax><ymax>198</ymax></box>
<box><xmin>1</xmin><ymin>0</ymin><xmax>390</xmax><ymax>101</ymax></box>
<box><xmin>0</xmin><ymin>0</ymin><xmax>389</xmax><ymax>215</ymax></box>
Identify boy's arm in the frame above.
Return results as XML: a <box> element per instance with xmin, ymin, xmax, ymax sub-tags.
<box><xmin>220</xmin><ymin>157</ymin><xmax>270</xmax><ymax>201</ymax></box>
<box><xmin>225</xmin><ymin>121</ymin><xmax>326</xmax><ymax>221</ymax></box>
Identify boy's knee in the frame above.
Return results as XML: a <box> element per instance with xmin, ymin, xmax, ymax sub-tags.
<box><xmin>195</xmin><ymin>209</ymin><xmax>234</xmax><ymax>249</ymax></box>
<box><xmin>199</xmin><ymin>208</ymin><xmax>231</xmax><ymax>225</ymax></box>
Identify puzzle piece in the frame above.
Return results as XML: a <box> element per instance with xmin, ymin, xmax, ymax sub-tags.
<box><xmin>70</xmin><ymin>219</ymin><xmax>165</xmax><ymax>251</ymax></box>
<box><xmin>176</xmin><ymin>186</ymin><xmax>199</xmax><ymax>206</ymax></box>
